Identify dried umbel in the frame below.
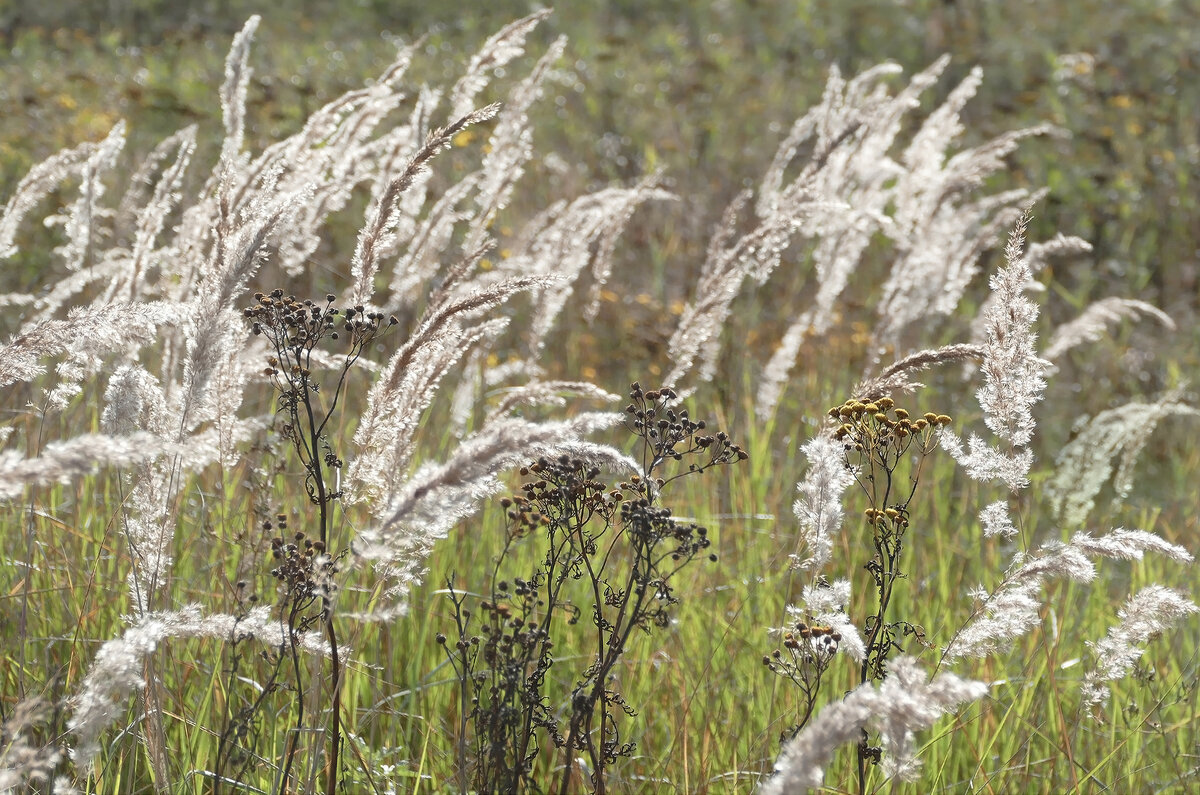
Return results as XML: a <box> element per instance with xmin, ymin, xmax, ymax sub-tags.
<box><xmin>828</xmin><ymin>397</ymin><xmax>949</xmax><ymax>458</ymax></box>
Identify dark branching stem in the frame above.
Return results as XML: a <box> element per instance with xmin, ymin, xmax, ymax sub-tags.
<box><xmin>280</xmin><ymin>598</ymin><xmax>310</xmax><ymax>792</ymax></box>
<box><xmin>827</xmin><ymin>397</ymin><xmax>949</xmax><ymax>795</ymax></box>
<box><xmin>244</xmin><ymin>290</ymin><xmax>395</xmax><ymax>795</ymax></box>
<box><xmin>549</xmin><ymin>383</ymin><xmax>746</xmax><ymax>795</ymax></box>
<box><xmin>440</xmin><ymin>383</ymin><xmax>745</xmax><ymax>795</ymax></box>
<box><xmin>215</xmin><ymin>611</ymin><xmax>287</xmax><ymax>792</ymax></box>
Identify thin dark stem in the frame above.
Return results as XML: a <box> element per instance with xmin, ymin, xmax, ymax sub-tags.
<box><xmin>324</xmin><ymin>616</ymin><xmax>342</xmax><ymax>795</ymax></box>
<box><xmin>280</xmin><ymin>603</ymin><xmax>306</xmax><ymax>793</ymax></box>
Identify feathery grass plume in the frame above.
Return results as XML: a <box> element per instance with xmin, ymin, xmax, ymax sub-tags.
<box><xmin>103</xmin><ymin>360</ymin><xmax>248</xmax><ymax>614</ymax></box>
<box><xmin>812</xmin><ymin>181</ymin><xmax>1052</xmax><ymax>414</ymax></box>
<box><xmin>346</xmin><ymin>104</ymin><xmax>501</xmax><ymax>308</ymax></box>
<box><xmin>41</xmin><ymin>306</ymin><xmax>174</xmax><ymax>415</ymax></box>
<box><xmin>756</xmin><ymin>60</ymin><xmax>896</xmax><ymax>220</ymax></box>
<box><xmin>320</xmin><ymin>42</ymin><xmax>423</xmax><ymax>192</ymax></box>
<box><xmin>939</xmin><ymin>210</ymin><xmax>1050</xmax><ymax>500</ymax></box>
<box><xmin>106</xmin><ymin>357</ymin><xmax>260</xmax><ymax>470</ymax></box>
<box><xmin>975</xmin><ymin>208</ymin><xmax>1045</xmax><ymax>448</ymax></box>
<box><xmin>121</xmin><ymin>464</ymin><xmax>175</xmax><ymax>615</ymax></box>
<box><xmin>791</xmin><ymin>435</ymin><xmax>857</xmax><ymax>572</ymax></box>
<box><xmin>0</xmin><ymin>698</ymin><xmax>65</xmax><ymax>793</ymax></box>
<box><xmin>158</xmin><ymin>20</ymin><xmax>427</xmax><ymax>297</ymax></box>
<box><xmin>349</xmin><ymin>315</ymin><xmax>510</xmax><ymax>504</ymax></box>
<box><xmin>943</xmin><ymin>543</ymin><xmax>1092</xmax><ymax>663</ymax></box>
<box><xmin>660</xmin><ymin>189</ymin><xmax>747</xmax><ymax>387</ymax></box>
<box><xmin>977</xmin><ymin>500</ymin><xmax>1018</xmax><ymax>539</ymax></box>
<box><xmin>349</xmin><ymin>274</ymin><xmax>557</xmax><ymax>504</ymax></box>
<box><xmin>0</xmin><ymin>302</ymin><xmax>172</xmax><ymax>390</ymax></box>
<box><xmin>849</xmin><ymin>343</ymin><xmax>985</xmax><ymax>406</ymax></box>
<box><xmin>218</xmin><ymin>16</ymin><xmax>259</xmax><ymax>167</ymax></box>
<box><xmin>222</xmin><ymin>65</ymin><xmax>413</xmax><ymax>280</ymax></box>
<box><xmin>580</xmin><ymin>175</ymin><xmax>675</xmax><ymax>320</ymax></box>
<box><xmin>102</xmin><ymin>126</ymin><xmax>197</xmax><ymax>304</ymax></box>
<box><xmin>760</xmin><ymin>657</ymin><xmax>986</xmax><ymax>793</ymax></box>
<box><xmin>350</xmin><ymin>412</ymin><xmax>624</xmax><ymax>620</ymax></box>
<box><xmin>943</xmin><ymin>528</ymin><xmax>1193</xmax><ymax>662</ymax></box>
<box><xmin>670</xmin><ymin>57</ymin><xmax>1043</xmax><ymax>402</ymax></box>
<box><xmin>1069</xmin><ymin>527</ymin><xmax>1193</xmax><ymax>564</ymax></box>
<box><xmin>1044</xmin><ymin>297</ymin><xmax>1175</xmax><ymax>363</ymax></box>
<box><xmin>500</xmin><ymin>176</ymin><xmax>674</xmax><ymax>351</ymax></box>
<box><xmin>1048</xmin><ymin>389</ymin><xmax>1199</xmax><ymax>527</ymax></box>
<box><xmin>368</xmin><ymin>411</ymin><xmax>624</xmax><ymax>546</ymax></box>
<box><xmin>448</xmin><ymin>348</ymin><xmax>486</xmax><ymax>430</ymax></box>
<box><xmin>45</xmin><ymin>121</ymin><xmax>126</xmax><ymax>274</ymax></box>
<box><xmin>943</xmin><ymin>543</ymin><xmax>1096</xmax><ymax>662</ymax></box>
<box><xmin>179</xmin><ymin>179</ymin><xmax>308</xmax><ymax>430</ymax></box>
<box><xmin>1080</xmin><ymin>585</ymin><xmax>1199</xmax><ymax>709</ymax></box>
<box><xmin>799</xmin><ymin>63</ymin><xmax>1043</xmax><ymax>404</ymax></box>
<box><xmin>0</xmin><ymin>432</ymin><xmax>161</xmax><ymax>501</ymax></box>
<box><xmin>464</xmin><ymin>34</ymin><xmax>567</xmax><ymax>255</ymax></box>
<box><xmin>757</xmin><ymin>56</ymin><xmax>939</xmax><ymax>290</ymax></box>
<box><xmin>938</xmin><ymin>432</ymin><xmax>1033</xmax><ymax>492</ymax></box>
<box><xmin>756</xmin><ymin>319</ymin><xmax>815</xmax><ymax>418</ymax></box>
<box><xmin>43</xmin><ymin>302</ymin><xmax>178</xmax><ymax>413</ymax></box>
<box><xmin>114</xmin><ymin>124</ymin><xmax>193</xmax><ymax>230</ymax></box>
<box><xmin>1020</xmin><ymin>231</ymin><xmax>1095</xmax><ymax>271</ymax></box>
<box><xmin>543</xmin><ymin>440</ymin><xmax>640</xmax><ymax>476</ymax></box>
<box><xmin>52</xmin><ymin>776</ymin><xmax>81</xmax><ymax>795</ymax></box>
<box><xmin>665</xmin><ymin>58</ymin><xmax>901</xmax><ymax>385</ymax></box>
<box><xmin>110</xmin><ymin>420</ymin><xmax>262</xmax><ymax>614</ymax></box>
<box><xmin>68</xmin><ymin>604</ymin><xmax>325</xmax><ymax>772</ymax></box>
<box><xmin>0</xmin><ymin>139</ymin><xmax>94</xmax><ymax>262</ymax></box>
<box><xmin>873</xmin><ymin>88</ymin><xmax>1060</xmax><ymax>338</ymax></box>
<box><xmin>482</xmin><ymin>380</ymin><xmax>623</xmax><ymax>422</ymax></box>
<box><xmin>965</xmin><ymin>230</ymin><xmax>1091</xmax><ymax>356</ymax></box>
<box><xmin>871</xmin><ymin>57</ymin><xmax>1054</xmax><ymax>345</ymax></box>
<box><xmin>385</xmin><ymin>173</ymin><xmax>482</xmax><ymax>308</ymax></box>
<box><xmin>668</xmin><ymin>56</ymin><xmax>903</xmax><ymax>387</ymax></box>
<box><xmin>448</xmin><ymin>9</ymin><xmax>553</xmax><ymax>121</ymax></box>
<box><xmin>792</xmin><ymin>579</ymin><xmax>866</xmax><ymax>662</ymax></box>
<box><xmin>102</xmin><ymin>364</ymin><xmax>169</xmax><ymax>433</ymax></box>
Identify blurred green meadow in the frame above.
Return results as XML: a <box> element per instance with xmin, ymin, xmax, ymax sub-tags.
<box><xmin>2</xmin><ymin>1</ymin><xmax>1199</xmax><ymax>792</ymax></box>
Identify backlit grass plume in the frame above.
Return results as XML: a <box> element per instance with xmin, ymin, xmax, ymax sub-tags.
<box><xmin>0</xmin><ymin>9</ymin><xmax>1194</xmax><ymax>795</ymax></box>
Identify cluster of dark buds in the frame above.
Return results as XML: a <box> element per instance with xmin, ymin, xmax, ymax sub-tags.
<box><xmin>620</xmin><ymin>494</ymin><xmax>716</xmax><ymax>568</ymax></box>
<box><xmin>215</xmin><ymin>514</ymin><xmax>343</xmax><ymax>795</ymax></box>
<box><xmin>765</xmin><ymin>616</ymin><xmax>845</xmax><ymax>740</ymax></box>
<box><xmin>437</xmin><ymin>581</ymin><xmax>560</xmax><ymax>795</ymax></box>
<box><xmin>781</xmin><ymin>621</ymin><xmax>843</xmax><ymax>657</ymax></box>
<box><xmin>625</xmin><ymin>382</ymin><xmax>747</xmax><ymax>483</ymax></box>
<box><xmin>269</xmin><ymin>526</ymin><xmax>335</xmax><ymax>612</ymax></box>
<box><xmin>503</xmin><ymin>455</ymin><xmax>621</xmax><ymax>543</ymax></box>
<box><xmin>242</xmin><ymin>290</ymin><xmax>397</xmax><ymax>547</ymax></box>
<box><xmin>829</xmin><ymin>397</ymin><xmax>950</xmax><ymax>457</ymax></box>
<box><xmin>244</xmin><ymin>289</ymin><xmax>397</xmax><ymax>354</ymax></box>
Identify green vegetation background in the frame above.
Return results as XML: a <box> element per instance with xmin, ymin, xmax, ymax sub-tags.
<box><xmin>2</xmin><ymin>1</ymin><xmax>1198</xmax><ymax>792</ymax></box>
